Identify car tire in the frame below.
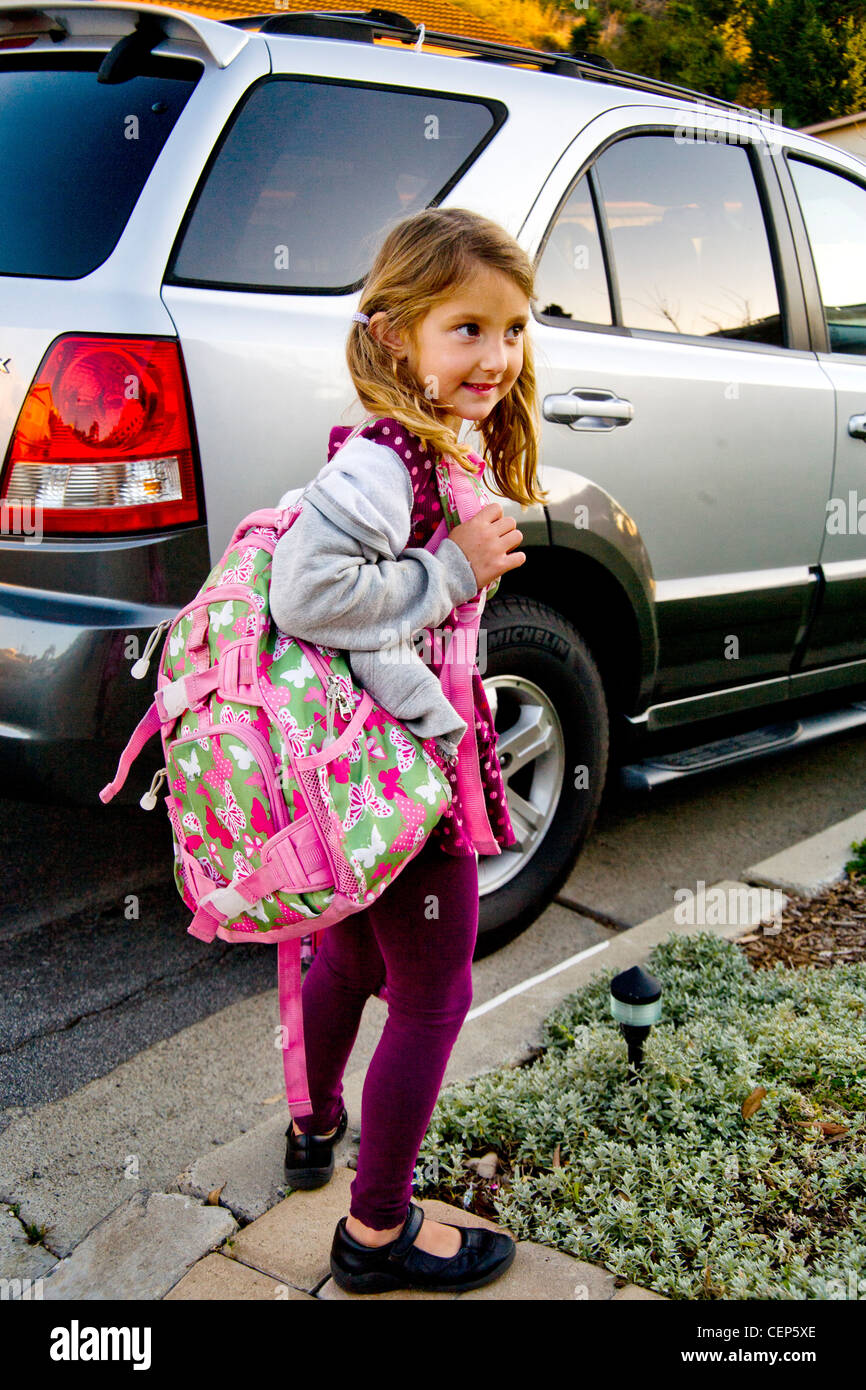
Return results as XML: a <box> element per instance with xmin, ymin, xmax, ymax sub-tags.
<box><xmin>474</xmin><ymin>595</ymin><xmax>609</xmax><ymax>957</ymax></box>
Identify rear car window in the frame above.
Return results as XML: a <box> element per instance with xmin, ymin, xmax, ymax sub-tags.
<box><xmin>788</xmin><ymin>156</ymin><xmax>866</xmax><ymax>356</ymax></box>
<box><xmin>0</xmin><ymin>52</ymin><xmax>201</xmax><ymax>279</ymax></box>
<box><xmin>167</xmin><ymin>78</ymin><xmax>505</xmax><ymax>292</ymax></box>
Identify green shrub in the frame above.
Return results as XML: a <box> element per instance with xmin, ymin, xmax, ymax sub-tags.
<box><xmin>417</xmin><ymin>933</ymin><xmax>866</xmax><ymax>1299</ymax></box>
<box><xmin>845</xmin><ymin>836</ymin><xmax>866</xmax><ymax>879</ymax></box>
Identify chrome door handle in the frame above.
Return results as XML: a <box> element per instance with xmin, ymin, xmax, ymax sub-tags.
<box><xmin>848</xmin><ymin>413</ymin><xmax>866</xmax><ymax>441</ymax></box>
<box><xmin>543</xmin><ymin>388</ymin><xmax>634</xmax><ymax>431</ymax></box>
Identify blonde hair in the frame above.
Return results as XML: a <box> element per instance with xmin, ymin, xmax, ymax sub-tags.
<box><xmin>346</xmin><ymin>207</ymin><xmax>547</xmax><ymax>508</ymax></box>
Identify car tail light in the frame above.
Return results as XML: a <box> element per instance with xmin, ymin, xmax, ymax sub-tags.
<box><xmin>0</xmin><ymin>335</ymin><xmax>202</xmax><ymax>535</ymax></box>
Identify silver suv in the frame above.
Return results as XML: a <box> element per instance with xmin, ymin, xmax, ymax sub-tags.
<box><xmin>2</xmin><ymin>2</ymin><xmax>866</xmax><ymax>949</ymax></box>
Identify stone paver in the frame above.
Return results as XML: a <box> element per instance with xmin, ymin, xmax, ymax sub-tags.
<box><xmin>165</xmin><ymin>1252</ymin><xmax>315</xmax><ymax>1300</ymax></box>
<box><xmin>744</xmin><ymin>809</ymin><xmax>866</xmax><ymax>897</ymax></box>
<box><xmin>456</xmin><ymin>1244</ymin><xmax>618</xmax><ymax>1301</ymax></box>
<box><xmin>41</xmin><ymin>1191</ymin><xmax>236</xmax><ymax>1300</ymax></box>
<box><xmin>175</xmin><ymin>1111</ymin><xmax>359</xmax><ymax>1226</ymax></box>
<box><xmin>227</xmin><ymin>1166</ymin><xmax>357</xmax><ymax>1292</ymax></box>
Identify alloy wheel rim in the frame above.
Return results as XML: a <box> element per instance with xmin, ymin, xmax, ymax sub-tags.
<box><xmin>476</xmin><ymin>675</ymin><xmax>566</xmax><ymax>897</ymax></box>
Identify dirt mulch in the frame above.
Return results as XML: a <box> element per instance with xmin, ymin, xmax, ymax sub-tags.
<box><xmin>734</xmin><ymin>872</ymin><xmax>866</xmax><ymax>970</ymax></box>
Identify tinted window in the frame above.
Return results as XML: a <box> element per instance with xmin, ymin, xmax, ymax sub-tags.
<box><xmin>0</xmin><ymin>53</ymin><xmax>200</xmax><ymax>279</ymax></box>
<box><xmin>789</xmin><ymin>157</ymin><xmax>866</xmax><ymax>355</ymax></box>
<box><xmin>534</xmin><ymin>174</ymin><xmax>612</xmax><ymax>325</ymax></box>
<box><xmin>593</xmin><ymin>134</ymin><xmax>783</xmax><ymax>345</ymax></box>
<box><xmin>168</xmin><ymin>79</ymin><xmax>501</xmax><ymax>291</ymax></box>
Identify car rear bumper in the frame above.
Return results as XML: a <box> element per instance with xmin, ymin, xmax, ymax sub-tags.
<box><xmin>0</xmin><ymin>526</ymin><xmax>209</xmax><ymax>803</ymax></box>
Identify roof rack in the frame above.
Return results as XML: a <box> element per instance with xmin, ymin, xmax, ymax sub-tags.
<box><xmin>225</xmin><ymin>8</ymin><xmax>760</xmax><ymax>119</ymax></box>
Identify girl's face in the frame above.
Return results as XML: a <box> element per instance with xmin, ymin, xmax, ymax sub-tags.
<box><xmin>374</xmin><ymin>265</ymin><xmax>530</xmax><ymax>433</ymax></box>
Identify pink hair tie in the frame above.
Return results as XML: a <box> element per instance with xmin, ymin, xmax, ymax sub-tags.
<box><xmin>352</xmin><ymin>311</ymin><xmax>370</xmax><ymax>324</ymax></box>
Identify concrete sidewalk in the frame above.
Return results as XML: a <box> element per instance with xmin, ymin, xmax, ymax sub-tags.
<box><xmin>11</xmin><ymin>809</ymin><xmax>866</xmax><ymax>1301</ymax></box>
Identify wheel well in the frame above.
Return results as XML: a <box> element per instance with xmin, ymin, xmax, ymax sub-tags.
<box><xmin>494</xmin><ymin>544</ymin><xmax>644</xmax><ymax>726</ymax></box>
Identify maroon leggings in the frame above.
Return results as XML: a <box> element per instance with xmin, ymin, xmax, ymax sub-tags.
<box><xmin>293</xmin><ymin>834</ymin><xmax>479</xmax><ymax>1229</ymax></box>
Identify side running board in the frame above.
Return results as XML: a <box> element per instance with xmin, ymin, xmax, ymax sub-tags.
<box><xmin>619</xmin><ymin>701</ymin><xmax>866</xmax><ymax>790</ymax></box>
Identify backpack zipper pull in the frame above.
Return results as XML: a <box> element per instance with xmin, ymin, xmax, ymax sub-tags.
<box><xmin>140</xmin><ymin>767</ymin><xmax>167</xmax><ymax>810</ymax></box>
<box><xmin>131</xmin><ymin>619</ymin><xmax>172</xmax><ymax>680</ymax></box>
<box><xmin>324</xmin><ymin>673</ymin><xmax>354</xmax><ymax>746</ymax></box>
<box><xmin>325</xmin><ymin>675</ymin><xmax>339</xmax><ymax>747</ymax></box>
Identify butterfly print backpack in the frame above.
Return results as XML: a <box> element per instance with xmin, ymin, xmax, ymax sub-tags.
<box><xmin>99</xmin><ymin>418</ymin><xmax>498</xmax><ymax>1116</ymax></box>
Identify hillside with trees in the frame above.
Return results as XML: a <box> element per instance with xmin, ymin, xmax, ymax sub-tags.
<box><xmin>455</xmin><ymin>0</ymin><xmax>866</xmax><ymax>125</ymax></box>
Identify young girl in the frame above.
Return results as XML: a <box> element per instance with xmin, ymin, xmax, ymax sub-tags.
<box><xmin>269</xmin><ymin>206</ymin><xmax>547</xmax><ymax>1296</ymax></box>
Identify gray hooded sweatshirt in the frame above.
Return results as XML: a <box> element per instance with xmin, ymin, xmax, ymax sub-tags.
<box><xmin>269</xmin><ymin>435</ymin><xmax>480</xmax><ymax>756</ymax></box>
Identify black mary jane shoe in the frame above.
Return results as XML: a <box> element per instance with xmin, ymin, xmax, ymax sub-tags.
<box><xmin>284</xmin><ymin>1105</ymin><xmax>348</xmax><ymax>1190</ymax></box>
<box><xmin>329</xmin><ymin>1199</ymin><xmax>517</xmax><ymax>1295</ymax></box>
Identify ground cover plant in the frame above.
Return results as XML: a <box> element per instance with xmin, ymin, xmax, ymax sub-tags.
<box><xmin>416</xmin><ymin>880</ymin><xmax>866</xmax><ymax>1299</ymax></box>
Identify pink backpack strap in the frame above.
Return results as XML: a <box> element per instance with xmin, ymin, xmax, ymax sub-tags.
<box><xmin>225</xmin><ymin>507</ymin><xmax>292</xmax><ymax>552</ymax></box>
<box><xmin>278</xmin><ymin>937</ymin><xmax>313</xmax><ymax>1115</ymax></box>
<box><xmin>99</xmin><ymin>701</ymin><xmax>163</xmax><ymax>803</ymax></box>
<box><xmin>426</xmin><ymin>456</ymin><xmax>500</xmax><ymax>855</ymax></box>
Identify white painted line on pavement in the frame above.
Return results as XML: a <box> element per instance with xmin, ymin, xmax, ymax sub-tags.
<box><xmin>466</xmin><ymin>939</ymin><xmax>611</xmax><ymax>1021</ymax></box>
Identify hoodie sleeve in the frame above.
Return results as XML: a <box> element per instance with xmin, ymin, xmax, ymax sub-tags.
<box><xmin>270</xmin><ymin>438</ymin><xmax>479</xmax><ymax>650</ymax></box>
<box><xmin>348</xmin><ymin>647</ymin><xmax>469</xmax><ymax>748</ymax></box>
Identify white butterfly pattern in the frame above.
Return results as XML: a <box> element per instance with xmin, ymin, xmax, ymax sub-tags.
<box><xmin>416</xmin><ymin>768</ymin><xmax>442</xmax><ymax>806</ymax></box>
<box><xmin>220</xmin><ymin>705</ymin><xmax>252</xmax><ymax>726</ymax></box>
<box><xmin>216</xmin><ymin>781</ymin><xmax>247</xmax><ymax>838</ymax></box>
<box><xmin>343</xmin><ymin>776</ymin><xmax>394</xmax><ymax>831</ymax></box>
<box><xmin>276</xmin><ymin>708</ymin><xmax>315</xmax><ymax>756</ymax></box>
<box><xmin>281</xmin><ymin>897</ymin><xmax>318</xmax><ymax>919</ymax></box>
<box><xmin>350</xmin><ymin>822</ymin><xmax>387</xmax><ymax>870</ymax></box>
<box><xmin>177</xmin><ymin>748</ymin><xmax>201</xmax><ymax>780</ymax></box>
<box><xmin>232</xmin><ymin>851</ymin><xmax>254</xmax><ymax>879</ymax></box>
<box><xmin>227</xmin><ymin>743</ymin><xmax>255</xmax><ymax>770</ymax></box>
<box><xmin>279</xmin><ymin>652</ymin><xmax>316</xmax><ymax>688</ymax></box>
<box><xmin>210</xmin><ymin>601</ymin><xmax>236</xmax><ymax>631</ymax></box>
<box><xmin>220</xmin><ymin>548</ymin><xmax>256</xmax><ymax>586</ymax></box>
<box><xmin>389</xmin><ymin>727</ymin><xmax>416</xmax><ymax>772</ymax></box>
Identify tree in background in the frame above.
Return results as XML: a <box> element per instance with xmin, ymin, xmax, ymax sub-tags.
<box><xmin>570</xmin><ymin>0</ymin><xmax>745</xmax><ymax>103</ymax></box>
<box><xmin>742</xmin><ymin>0</ymin><xmax>866</xmax><ymax>125</ymax></box>
<box><xmin>564</xmin><ymin>0</ymin><xmax>866</xmax><ymax>121</ymax></box>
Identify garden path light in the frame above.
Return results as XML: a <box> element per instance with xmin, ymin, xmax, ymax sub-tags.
<box><xmin>609</xmin><ymin>965</ymin><xmax>662</xmax><ymax>1084</ymax></box>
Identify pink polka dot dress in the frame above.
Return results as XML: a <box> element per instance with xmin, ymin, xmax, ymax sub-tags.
<box><xmin>328</xmin><ymin>415</ymin><xmax>517</xmax><ymax>858</ymax></box>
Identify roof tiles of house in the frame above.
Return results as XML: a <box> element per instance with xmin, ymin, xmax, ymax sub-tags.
<box><xmin>146</xmin><ymin>0</ymin><xmax>528</xmax><ymax>50</ymax></box>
